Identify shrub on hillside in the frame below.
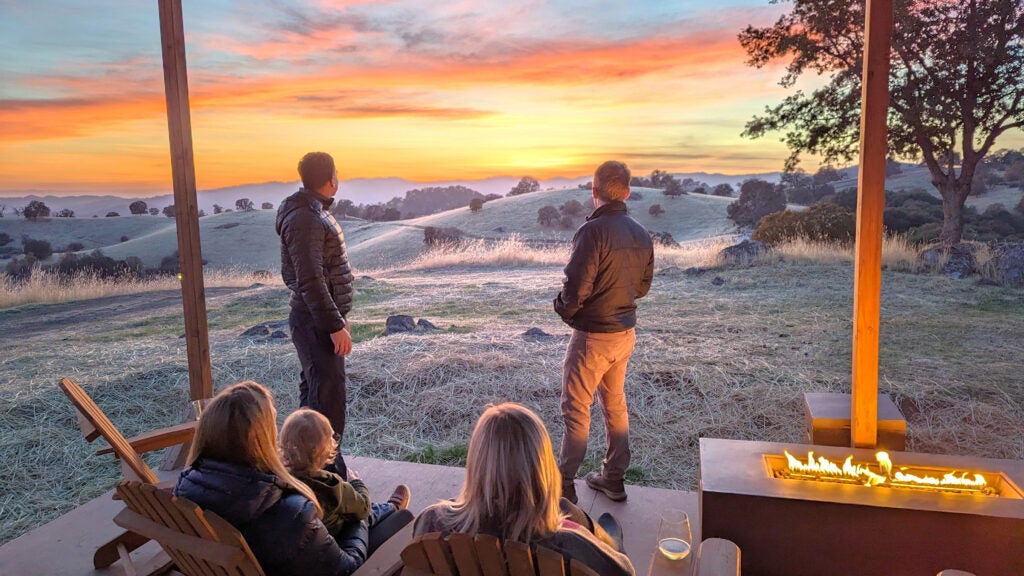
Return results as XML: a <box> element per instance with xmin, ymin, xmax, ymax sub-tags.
<box><xmin>559</xmin><ymin>215</ymin><xmax>576</xmax><ymax>229</ymax></box>
<box><xmin>0</xmin><ymin>232</ymin><xmax>11</xmax><ymax>247</ymax></box>
<box><xmin>649</xmin><ymin>231</ymin><xmax>679</xmax><ymax>247</ymax></box>
<box><xmin>712</xmin><ymin>183</ymin><xmax>734</xmax><ymax>197</ymax></box>
<box><xmin>509</xmin><ymin>177</ymin><xmax>540</xmax><ymax>196</ymax></box>
<box><xmin>752</xmin><ymin>204</ymin><xmax>856</xmax><ymax>246</ymax></box>
<box><xmin>423</xmin><ymin>226</ymin><xmax>464</xmax><ymax>246</ymax></box>
<box><xmin>4</xmin><ymin>256</ymin><xmax>37</xmax><ymax>281</ymax></box>
<box><xmin>22</xmin><ymin>237</ymin><xmax>53</xmax><ymax>260</ymax></box>
<box><xmin>22</xmin><ymin>200</ymin><xmax>50</xmax><ymax>220</ymax></box>
<box><xmin>236</xmin><ymin>198</ymin><xmax>255</xmax><ymax>211</ymax></box>
<box><xmin>54</xmin><ymin>250</ymin><xmax>144</xmax><ymax>279</ymax></box>
<box><xmin>55</xmin><ymin>208</ymin><xmax>75</xmax><ymax>218</ymax></box>
<box><xmin>469</xmin><ymin>197</ymin><xmax>483</xmax><ymax>212</ymax></box>
<box><xmin>163</xmin><ymin>205</ymin><xmax>176</xmax><ymax>218</ymax></box>
<box><xmin>628</xmin><ymin>191</ymin><xmax>643</xmax><ymax>201</ymax></box>
<box><xmin>649</xmin><ymin>204</ymin><xmax>665</xmax><ymax>217</ymax></box>
<box><xmin>537</xmin><ymin>205</ymin><xmax>560</xmax><ymax>227</ymax></box>
<box><xmin>148</xmin><ymin>207</ymin><xmax>159</xmax><ymax>216</ymax></box>
<box><xmin>106</xmin><ymin>212</ymin><xmax>119</xmax><ymax>217</ymax></box>
<box><xmin>63</xmin><ymin>242</ymin><xmax>85</xmax><ymax>252</ymax></box>
<box><xmin>662</xmin><ymin>178</ymin><xmax>686</xmax><ymax>197</ymax></box>
<box><xmin>129</xmin><ymin>200</ymin><xmax>148</xmax><ymax>215</ymax></box>
<box><xmin>727</xmin><ymin>179</ymin><xmax>786</xmax><ymax>227</ymax></box>
<box><xmin>561</xmin><ymin>199</ymin><xmax>584</xmax><ymax>216</ymax></box>
<box><xmin>120</xmin><ymin>235</ymin><xmax>130</xmax><ymax>242</ymax></box>
<box><xmin>262</xmin><ymin>202</ymin><xmax>274</xmax><ymax>210</ymax></box>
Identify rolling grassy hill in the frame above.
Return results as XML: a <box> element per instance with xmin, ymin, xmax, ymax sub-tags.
<box><xmin>2</xmin><ymin>187</ymin><xmax>739</xmax><ymax>272</ymax></box>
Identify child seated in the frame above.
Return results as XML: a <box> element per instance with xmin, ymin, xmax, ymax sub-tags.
<box><xmin>279</xmin><ymin>408</ymin><xmax>410</xmax><ymax>540</ymax></box>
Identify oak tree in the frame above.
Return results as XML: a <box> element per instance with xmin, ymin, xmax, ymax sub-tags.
<box><xmin>740</xmin><ymin>0</ymin><xmax>1024</xmax><ymax>244</ymax></box>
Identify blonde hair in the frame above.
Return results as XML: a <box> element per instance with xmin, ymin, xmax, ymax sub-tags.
<box><xmin>279</xmin><ymin>408</ymin><xmax>338</xmax><ymax>476</ymax></box>
<box><xmin>444</xmin><ymin>403</ymin><xmax>563</xmax><ymax>542</ymax></box>
<box><xmin>188</xmin><ymin>381</ymin><xmax>323</xmax><ymax>517</ymax></box>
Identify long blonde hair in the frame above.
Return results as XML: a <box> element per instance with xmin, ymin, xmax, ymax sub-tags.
<box><xmin>445</xmin><ymin>403</ymin><xmax>563</xmax><ymax>542</ymax></box>
<box><xmin>188</xmin><ymin>381</ymin><xmax>323</xmax><ymax>517</ymax></box>
<box><xmin>279</xmin><ymin>407</ymin><xmax>337</xmax><ymax>476</ymax></box>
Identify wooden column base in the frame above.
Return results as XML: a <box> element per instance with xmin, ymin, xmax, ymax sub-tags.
<box><xmin>803</xmin><ymin>392</ymin><xmax>906</xmax><ymax>450</ymax></box>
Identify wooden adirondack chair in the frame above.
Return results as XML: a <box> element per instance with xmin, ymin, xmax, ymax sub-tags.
<box><xmin>400</xmin><ymin>532</ymin><xmax>601</xmax><ymax>576</ymax></box>
<box><xmin>695</xmin><ymin>538</ymin><xmax>741</xmax><ymax>576</ymax></box>
<box><xmin>114</xmin><ymin>480</ymin><xmax>264</xmax><ymax>576</ymax></box>
<box><xmin>58</xmin><ymin>377</ymin><xmax>199</xmax><ymax>570</ymax></box>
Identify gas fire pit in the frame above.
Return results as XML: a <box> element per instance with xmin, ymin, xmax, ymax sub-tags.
<box><xmin>699</xmin><ymin>438</ymin><xmax>1024</xmax><ymax>576</ymax></box>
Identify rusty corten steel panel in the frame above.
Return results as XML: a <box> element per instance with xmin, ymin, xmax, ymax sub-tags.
<box><xmin>699</xmin><ymin>438</ymin><xmax>1024</xmax><ymax>576</ymax></box>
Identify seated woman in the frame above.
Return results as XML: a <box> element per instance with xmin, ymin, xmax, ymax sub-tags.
<box><xmin>175</xmin><ymin>381</ymin><xmax>368</xmax><ymax>576</ymax></box>
<box><xmin>413</xmin><ymin>402</ymin><xmax>635</xmax><ymax>576</ymax></box>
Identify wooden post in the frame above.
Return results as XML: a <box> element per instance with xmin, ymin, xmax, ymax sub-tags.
<box><xmin>851</xmin><ymin>0</ymin><xmax>894</xmax><ymax>448</ymax></box>
<box><xmin>158</xmin><ymin>0</ymin><xmax>213</xmax><ymax>400</ymax></box>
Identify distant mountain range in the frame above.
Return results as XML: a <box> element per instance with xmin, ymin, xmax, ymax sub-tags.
<box><xmin>0</xmin><ymin>172</ymin><xmax>784</xmax><ymax>219</ymax></box>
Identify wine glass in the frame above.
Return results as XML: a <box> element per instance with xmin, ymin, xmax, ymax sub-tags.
<box><xmin>657</xmin><ymin>509</ymin><xmax>692</xmax><ymax>561</ymax></box>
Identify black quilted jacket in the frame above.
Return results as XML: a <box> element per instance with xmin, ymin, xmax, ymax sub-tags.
<box><xmin>554</xmin><ymin>201</ymin><xmax>654</xmax><ymax>333</ymax></box>
<box><xmin>276</xmin><ymin>189</ymin><xmax>354</xmax><ymax>334</ymax></box>
<box><xmin>175</xmin><ymin>458</ymin><xmax>369</xmax><ymax>576</ymax></box>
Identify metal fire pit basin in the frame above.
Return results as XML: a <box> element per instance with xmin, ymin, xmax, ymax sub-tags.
<box><xmin>699</xmin><ymin>438</ymin><xmax>1024</xmax><ymax>576</ymax></box>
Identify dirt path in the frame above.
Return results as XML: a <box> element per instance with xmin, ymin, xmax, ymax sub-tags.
<box><xmin>0</xmin><ymin>286</ymin><xmax>248</xmax><ymax>341</ymax></box>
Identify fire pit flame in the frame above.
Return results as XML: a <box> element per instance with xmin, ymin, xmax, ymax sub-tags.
<box><xmin>779</xmin><ymin>450</ymin><xmax>995</xmax><ymax>495</ymax></box>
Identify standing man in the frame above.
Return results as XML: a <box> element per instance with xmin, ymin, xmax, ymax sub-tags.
<box><xmin>554</xmin><ymin>160</ymin><xmax>654</xmax><ymax>504</ymax></box>
<box><xmin>276</xmin><ymin>151</ymin><xmax>354</xmax><ymax>476</ymax></box>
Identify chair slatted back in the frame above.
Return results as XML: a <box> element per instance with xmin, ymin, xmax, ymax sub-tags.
<box><xmin>400</xmin><ymin>533</ymin><xmax>600</xmax><ymax>576</ymax></box>
<box><xmin>114</xmin><ymin>480</ymin><xmax>264</xmax><ymax>576</ymax></box>
<box><xmin>59</xmin><ymin>377</ymin><xmax>159</xmax><ymax>484</ymax></box>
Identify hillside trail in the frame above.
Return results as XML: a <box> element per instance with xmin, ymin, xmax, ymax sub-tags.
<box><xmin>0</xmin><ymin>286</ymin><xmax>247</xmax><ymax>342</ymax></box>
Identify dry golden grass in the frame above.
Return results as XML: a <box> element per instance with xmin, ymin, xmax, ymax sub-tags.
<box><xmin>0</xmin><ymin>267</ymin><xmax>278</xmax><ymax>309</ymax></box>
<box><xmin>1</xmin><ymin>237</ymin><xmax>1022</xmax><ymax>546</ymax></box>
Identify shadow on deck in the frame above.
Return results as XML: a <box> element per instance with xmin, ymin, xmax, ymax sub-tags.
<box><xmin>0</xmin><ymin>456</ymin><xmax>699</xmax><ymax>576</ymax></box>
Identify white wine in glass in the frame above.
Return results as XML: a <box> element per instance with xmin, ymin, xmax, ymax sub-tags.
<box><xmin>658</xmin><ymin>537</ymin><xmax>691</xmax><ymax>560</ymax></box>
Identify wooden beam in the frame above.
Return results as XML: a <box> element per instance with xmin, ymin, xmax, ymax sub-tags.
<box><xmin>851</xmin><ymin>0</ymin><xmax>894</xmax><ymax>448</ymax></box>
<box><xmin>158</xmin><ymin>0</ymin><xmax>213</xmax><ymax>400</ymax></box>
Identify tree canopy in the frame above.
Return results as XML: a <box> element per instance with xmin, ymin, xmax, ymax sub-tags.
<box><xmin>509</xmin><ymin>177</ymin><xmax>540</xmax><ymax>196</ymax></box>
<box><xmin>740</xmin><ymin>0</ymin><xmax>1024</xmax><ymax>245</ymax></box>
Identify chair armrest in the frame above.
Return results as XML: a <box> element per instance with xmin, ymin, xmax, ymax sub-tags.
<box><xmin>96</xmin><ymin>421</ymin><xmax>197</xmax><ymax>457</ymax></box>
<box><xmin>697</xmin><ymin>538</ymin><xmax>741</xmax><ymax>576</ymax></box>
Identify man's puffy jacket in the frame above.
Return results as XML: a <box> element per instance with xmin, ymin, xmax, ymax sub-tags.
<box><xmin>175</xmin><ymin>458</ymin><xmax>369</xmax><ymax>576</ymax></box>
<box><xmin>276</xmin><ymin>189</ymin><xmax>354</xmax><ymax>333</ymax></box>
<box><xmin>554</xmin><ymin>201</ymin><xmax>654</xmax><ymax>333</ymax></box>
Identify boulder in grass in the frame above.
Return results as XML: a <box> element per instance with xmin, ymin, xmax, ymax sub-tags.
<box><xmin>988</xmin><ymin>242</ymin><xmax>1024</xmax><ymax>287</ymax></box>
<box><xmin>919</xmin><ymin>242</ymin><xmax>978</xmax><ymax>279</ymax></box>
<box><xmin>417</xmin><ymin>318</ymin><xmax>439</xmax><ymax>330</ymax></box>
<box><xmin>240</xmin><ymin>325</ymin><xmax>270</xmax><ymax>338</ymax></box>
<box><xmin>718</xmin><ymin>239</ymin><xmax>768</xmax><ymax>266</ymax></box>
<box><xmin>385</xmin><ymin>315</ymin><xmax>416</xmax><ymax>335</ymax></box>
<box><xmin>523</xmin><ymin>327</ymin><xmax>556</xmax><ymax>342</ymax></box>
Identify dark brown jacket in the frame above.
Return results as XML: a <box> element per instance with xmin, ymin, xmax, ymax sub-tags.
<box><xmin>554</xmin><ymin>201</ymin><xmax>654</xmax><ymax>333</ymax></box>
<box><xmin>276</xmin><ymin>189</ymin><xmax>354</xmax><ymax>333</ymax></box>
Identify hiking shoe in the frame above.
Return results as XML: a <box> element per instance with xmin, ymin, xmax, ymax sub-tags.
<box><xmin>387</xmin><ymin>484</ymin><xmax>411</xmax><ymax>510</ymax></box>
<box><xmin>585</xmin><ymin>472</ymin><xmax>627</xmax><ymax>501</ymax></box>
<box><xmin>562</xmin><ymin>481</ymin><xmax>578</xmax><ymax>505</ymax></box>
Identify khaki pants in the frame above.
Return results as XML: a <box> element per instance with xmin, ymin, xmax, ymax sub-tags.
<box><xmin>558</xmin><ymin>328</ymin><xmax>636</xmax><ymax>484</ymax></box>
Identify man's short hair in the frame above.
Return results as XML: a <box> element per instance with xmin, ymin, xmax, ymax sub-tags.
<box><xmin>593</xmin><ymin>161</ymin><xmax>631</xmax><ymax>202</ymax></box>
<box><xmin>298</xmin><ymin>152</ymin><xmax>336</xmax><ymax>191</ymax></box>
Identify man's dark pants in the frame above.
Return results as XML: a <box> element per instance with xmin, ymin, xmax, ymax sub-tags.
<box><xmin>289</xmin><ymin>305</ymin><xmax>348</xmax><ymax>475</ymax></box>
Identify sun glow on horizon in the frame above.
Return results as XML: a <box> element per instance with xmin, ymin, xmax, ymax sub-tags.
<box><xmin>5</xmin><ymin>0</ymin><xmax>1019</xmax><ymax>195</ymax></box>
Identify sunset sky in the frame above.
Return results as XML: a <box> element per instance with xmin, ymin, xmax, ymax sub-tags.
<box><xmin>4</xmin><ymin>0</ymin><xmax>1014</xmax><ymax>196</ymax></box>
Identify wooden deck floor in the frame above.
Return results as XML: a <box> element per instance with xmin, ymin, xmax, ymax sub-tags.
<box><xmin>0</xmin><ymin>456</ymin><xmax>700</xmax><ymax>576</ymax></box>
